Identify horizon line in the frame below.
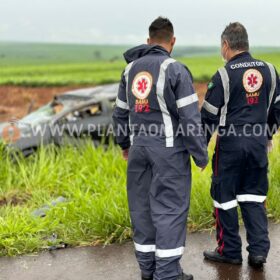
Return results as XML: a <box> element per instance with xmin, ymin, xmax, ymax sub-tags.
<box><xmin>0</xmin><ymin>40</ymin><xmax>280</xmax><ymax>49</ymax></box>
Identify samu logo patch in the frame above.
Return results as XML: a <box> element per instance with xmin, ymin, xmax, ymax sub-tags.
<box><xmin>243</xmin><ymin>69</ymin><xmax>263</xmax><ymax>93</ymax></box>
<box><xmin>132</xmin><ymin>71</ymin><xmax>153</xmax><ymax>100</ymax></box>
<box><xmin>243</xmin><ymin>69</ymin><xmax>263</xmax><ymax>105</ymax></box>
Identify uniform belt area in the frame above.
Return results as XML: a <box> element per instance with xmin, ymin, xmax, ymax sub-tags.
<box><xmin>131</xmin><ymin>134</ymin><xmax>185</xmax><ymax>147</ymax></box>
<box><xmin>218</xmin><ymin>123</ymin><xmax>268</xmax><ymax>136</ymax></box>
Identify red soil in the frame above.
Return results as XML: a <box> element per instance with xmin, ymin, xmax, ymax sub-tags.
<box><xmin>0</xmin><ymin>83</ymin><xmax>207</xmax><ymax>122</ymax></box>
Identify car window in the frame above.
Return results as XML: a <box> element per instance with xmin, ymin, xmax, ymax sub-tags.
<box><xmin>109</xmin><ymin>98</ymin><xmax>116</xmax><ymax>109</ymax></box>
<box><xmin>61</xmin><ymin>103</ymin><xmax>102</xmax><ymax>122</ymax></box>
<box><xmin>21</xmin><ymin>104</ymin><xmax>55</xmax><ymax>124</ymax></box>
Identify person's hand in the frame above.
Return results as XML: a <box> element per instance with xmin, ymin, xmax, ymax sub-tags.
<box><xmin>122</xmin><ymin>148</ymin><xmax>129</xmax><ymax>161</ymax></box>
<box><xmin>267</xmin><ymin>140</ymin><xmax>274</xmax><ymax>153</ymax></box>
<box><xmin>200</xmin><ymin>165</ymin><xmax>207</xmax><ymax>172</ymax></box>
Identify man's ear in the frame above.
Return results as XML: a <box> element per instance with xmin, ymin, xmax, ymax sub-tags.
<box><xmin>224</xmin><ymin>40</ymin><xmax>230</xmax><ymax>49</ymax></box>
<box><xmin>147</xmin><ymin>38</ymin><xmax>151</xmax><ymax>45</ymax></box>
<box><xmin>171</xmin><ymin>37</ymin><xmax>176</xmax><ymax>48</ymax></box>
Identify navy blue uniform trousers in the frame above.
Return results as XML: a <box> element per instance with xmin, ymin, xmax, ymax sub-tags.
<box><xmin>211</xmin><ymin>130</ymin><xmax>270</xmax><ymax>259</ymax></box>
<box><xmin>127</xmin><ymin>145</ymin><xmax>191</xmax><ymax>280</ymax></box>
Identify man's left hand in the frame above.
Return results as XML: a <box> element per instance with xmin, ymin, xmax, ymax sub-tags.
<box><xmin>267</xmin><ymin>140</ymin><xmax>274</xmax><ymax>153</ymax></box>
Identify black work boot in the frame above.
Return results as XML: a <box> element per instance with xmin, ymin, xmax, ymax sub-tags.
<box><xmin>248</xmin><ymin>255</ymin><xmax>266</xmax><ymax>268</ymax></box>
<box><xmin>177</xmin><ymin>272</ymin><xmax>194</xmax><ymax>280</ymax></box>
<box><xmin>203</xmin><ymin>250</ymin><xmax>242</xmax><ymax>265</ymax></box>
<box><xmin>141</xmin><ymin>274</ymin><xmax>153</xmax><ymax>280</ymax></box>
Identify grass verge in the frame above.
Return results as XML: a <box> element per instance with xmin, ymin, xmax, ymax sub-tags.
<box><xmin>0</xmin><ymin>134</ymin><xmax>279</xmax><ymax>256</ymax></box>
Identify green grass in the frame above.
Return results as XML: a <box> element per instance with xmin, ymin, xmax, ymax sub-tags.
<box><xmin>1</xmin><ymin>53</ymin><xmax>279</xmax><ymax>87</ymax></box>
<box><xmin>0</xmin><ymin>134</ymin><xmax>279</xmax><ymax>257</ymax></box>
<box><xmin>0</xmin><ymin>42</ymin><xmax>279</xmax><ymax>86</ymax></box>
<box><xmin>0</xmin><ymin>61</ymin><xmax>126</xmax><ymax>87</ymax></box>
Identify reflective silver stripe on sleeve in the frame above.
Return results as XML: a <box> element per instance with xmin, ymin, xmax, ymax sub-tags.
<box><xmin>134</xmin><ymin>242</ymin><xmax>156</xmax><ymax>253</ymax></box>
<box><xmin>266</xmin><ymin>62</ymin><xmax>277</xmax><ymax>113</ymax></box>
<box><xmin>202</xmin><ymin>100</ymin><xmax>219</xmax><ymax>115</ymax></box>
<box><xmin>218</xmin><ymin>67</ymin><xmax>230</xmax><ymax>126</ymax></box>
<box><xmin>214</xmin><ymin>199</ymin><xmax>238</xmax><ymax>210</ymax></box>
<box><xmin>115</xmin><ymin>97</ymin><xmax>129</xmax><ymax>110</ymax></box>
<box><xmin>124</xmin><ymin>62</ymin><xmax>134</xmax><ymax>101</ymax></box>
<box><xmin>124</xmin><ymin>62</ymin><xmax>134</xmax><ymax>144</ymax></box>
<box><xmin>176</xmin><ymin>93</ymin><xmax>198</xmax><ymax>108</ymax></box>
<box><xmin>156</xmin><ymin>247</ymin><xmax>185</xmax><ymax>258</ymax></box>
<box><xmin>237</xmin><ymin>194</ymin><xmax>266</xmax><ymax>203</ymax></box>
<box><xmin>156</xmin><ymin>58</ymin><xmax>176</xmax><ymax>147</ymax></box>
<box><xmin>275</xmin><ymin>95</ymin><xmax>280</xmax><ymax>104</ymax></box>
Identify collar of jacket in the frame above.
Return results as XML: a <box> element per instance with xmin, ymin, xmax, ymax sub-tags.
<box><xmin>123</xmin><ymin>44</ymin><xmax>170</xmax><ymax>63</ymax></box>
<box><xmin>227</xmin><ymin>51</ymin><xmax>251</xmax><ymax>64</ymax></box>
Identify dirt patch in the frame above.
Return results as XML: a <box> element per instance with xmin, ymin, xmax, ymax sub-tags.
<box><xmin>0</xmin><ymin>190</ymin><xmax>31</xmax><ymax>207</ymax></box>
<box><xmin>0</xmin><ymin>83</ymin><xmax>208</xmax><ymax>122</ymax></box>
<box><xmin>0</xmin><ymin>86</ymin><xmax>85</xmax><ymax>122</ymax></box>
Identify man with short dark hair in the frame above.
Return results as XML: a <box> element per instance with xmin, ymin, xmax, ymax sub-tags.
<box><xmin>149</xmin><ymin>17</ymin><xmax>174</xmax><ymax>42</ymax></box>
<box><xmin>113</xmin><ymin>17</ymin><xmax>208</xmax><ymax>280</ymax></box>
<box><xmin>202</xmin><ymin>22</ymin><xmax>280</xmax><ymax>267</ymax></box>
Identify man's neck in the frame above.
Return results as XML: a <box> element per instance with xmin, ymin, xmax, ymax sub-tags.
<box><xmin>227</xmin><ymin>50</ymin><xmax>247</xmax><ymax>61</ymax></box>
<box><xmin>149</xmin><ymin>42</ymin><xmax>171</xmax><ymax>53</ymax></box>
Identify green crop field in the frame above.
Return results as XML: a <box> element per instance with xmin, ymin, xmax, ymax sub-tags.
<box><xmin>0</xmin><ymin>135</ymin><xmax>279</xmax><ymax>257</ymax></box>
<box><xmin>0</xmin><ymin>42</ymin><xmax>279</xmax><ymax>86</ymax></box>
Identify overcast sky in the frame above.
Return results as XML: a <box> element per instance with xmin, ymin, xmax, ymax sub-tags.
<box><xmin>0</xmin><ymin>0</ymin><xmax>279</xmax><ymax>46</ymax></box>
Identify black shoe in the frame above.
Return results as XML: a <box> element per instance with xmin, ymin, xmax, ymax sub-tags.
<box><xmin>141</xmin><ymin>274</ymin><xmax>153</xmax><ymax>280</ymax></box>
<box><xmin>177</xmin><ymin>272</ymin><xmax>194</xmax><ymax>280</ymax></box>
<box><xmin>248</xmin><ymin>255</ymin><xmax>266</xmax><ymax>268</ymax></box>
<box><xmin>203</xmin><ymin>250</ymin><xmax>242</xmax><ymax>265</ymax></box>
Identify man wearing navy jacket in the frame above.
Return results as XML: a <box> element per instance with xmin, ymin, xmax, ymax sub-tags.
<box><xmin>202</xmin><ymin>22</ymin><xmax>280</xmax><ymax>268</ymax></box>
<box><xmin>113</xmin><ymin>17</ymin><xmax>208</xmax><ymax>280</ymax></box>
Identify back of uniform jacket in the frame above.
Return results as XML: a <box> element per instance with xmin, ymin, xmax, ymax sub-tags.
<box><xmin>201</xmin><ymin>52</ymin><xmax>280</xmax><ymax>142</ymax></box>
<box><xmin>113</xmin><ymin>44</ymin><xmax>208</xmax><ymax>168</ymax></box>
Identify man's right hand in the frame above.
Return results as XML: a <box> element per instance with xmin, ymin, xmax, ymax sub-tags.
<box><xmin>200</xmin><ymin>165</ymin><xmax>208</xmax><ymax>172</ymax></box>
<box><xmin>122</xmin><ymin>148</ymin><xmax>130</xmax><ymax>161</ymax></box>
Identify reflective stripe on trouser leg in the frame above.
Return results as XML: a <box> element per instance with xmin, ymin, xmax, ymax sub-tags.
<box><xmin>211</xmin><ymin>143</ymin><xmax>243</xmax><ymax>259</ymax></box>
<box><xmin>237</xmin><ymin>141</ymin><xmax>270</xmax><ymax>257</ymax></box>
<box><xmin>237</xmin><ymin>158</ymin><xmax>270</xmax><ymax>257</ymax></box>
<box><xmin>237</xmin><ymin>194</ymin><xmax>266</xmax><ymax>203</ymax></box>
<box><xmin>146</xmin><ymin>146</ymin><xmax>191</xmax><ymax>280</ymax></box>
<box><xmin>239</xmin><ymin>202</ymin><xmax>270</xmax><ymax>257</ymax></box>
<box><xmin>127</xmin><ymin>146</ymin><xmax>156</xmax><ymax>276</ymax></box>
<box><xmin>213</xmin><ymin>198</ymin><xmax>240</xmax><ymax>257</ymax></box>
<box><xmin>214</xmin><ymin>207</ymin><xmax>242</xmax><ymax>258</ymax></box>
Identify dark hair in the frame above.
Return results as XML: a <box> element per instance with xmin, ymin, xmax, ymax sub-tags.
<box><xmin>221</xmin><ymin>22</ymin><xmax>249</xmax><ymax>51</ymax></box>
<box><xmin>149</xmin><ymin>17</ymin><xmax>174</xmax><ymax>43</ymax></box>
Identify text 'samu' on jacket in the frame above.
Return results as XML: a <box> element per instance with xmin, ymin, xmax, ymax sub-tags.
<box><xmin>201</xmin><ymin>52</ymin><xmax>280</xmax><ymax>143</ymax></box>
<box><xmin>112</xmin><ymin>44</ymin><xmax>208</xmax><ymax>167</ymax></box>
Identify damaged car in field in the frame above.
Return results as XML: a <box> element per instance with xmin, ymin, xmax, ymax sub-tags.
<box><xmin>0</xmin><ymin>84</ymin><xmax>119</xmax><ymax>156</ymax></box>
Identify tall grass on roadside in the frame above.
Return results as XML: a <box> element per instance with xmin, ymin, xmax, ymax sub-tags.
<box><xmin>0</xmin><ymin>134</ymin><xmax>279</xmax><ymax>256</ymax></box>
<box><xmin>267</xmin><ymin>136</ymin><xmax>280</xmax><ymax>221</ymax></box>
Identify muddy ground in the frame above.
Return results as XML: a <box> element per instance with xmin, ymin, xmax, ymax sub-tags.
<box><xmin>0</xmin><ymin>86</ymin><xmax>83</xmax><ymax>122</ymax></box>
<box><xmin>0</xmin><ymin>83</ymin><xmax>208</xmax><ymax>122</ymax></box>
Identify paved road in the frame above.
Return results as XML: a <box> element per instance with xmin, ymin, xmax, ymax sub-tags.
<box><xmin>0</xmin><ymin>224</ymin><xmax>279</xmax><ymax>280</ymax></box>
